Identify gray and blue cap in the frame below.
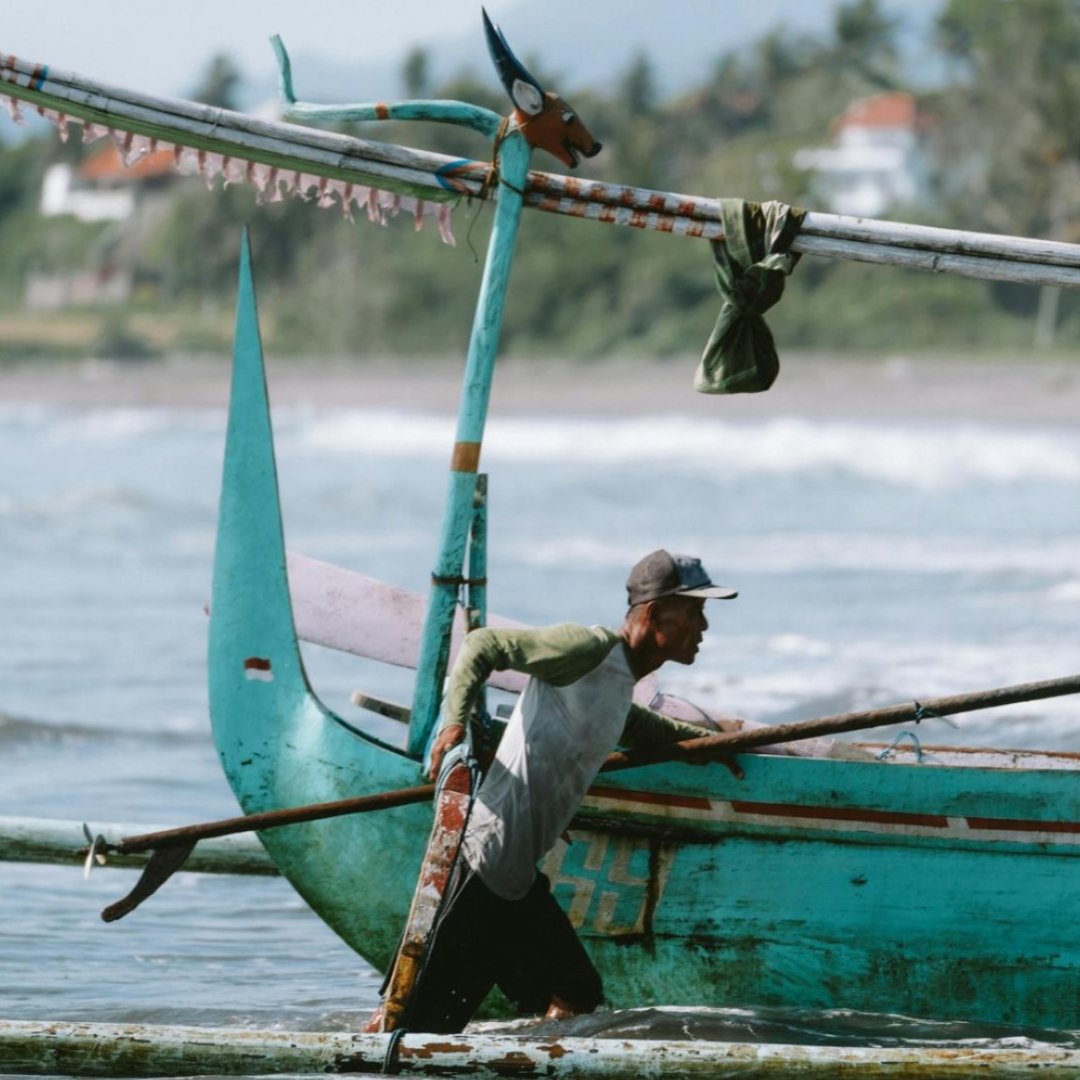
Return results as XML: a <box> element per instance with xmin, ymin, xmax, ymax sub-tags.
<box><xmin>626</xmin><ymin>549</ymin><xmax>737</xmax><ymax>607</ymax></box>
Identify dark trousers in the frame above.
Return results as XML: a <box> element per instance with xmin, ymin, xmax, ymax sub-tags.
<box><xmin>405</xmin><ymin>867</ymin><xmax>603</xmax><ymax>1034</ymax></box>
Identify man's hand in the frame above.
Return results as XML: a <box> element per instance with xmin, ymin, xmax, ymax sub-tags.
<box><xmin>677</xmin><ymin>743</ymin><xmax>745</xmax><ymax>779</ymax></box>
<box><xmin>427</xmin><ymin>723</ymin><xmax>466</xmax><ymax>780</ymax></box>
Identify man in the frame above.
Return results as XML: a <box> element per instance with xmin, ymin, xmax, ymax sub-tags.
<box><xmin>403</xmin><ymin>549</ymin><xmax>737</xmax><ymax>1033</ymax></box>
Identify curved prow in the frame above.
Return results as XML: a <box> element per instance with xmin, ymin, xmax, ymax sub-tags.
<box><xmin>208</xmin><ymin>230</ymin><xmax>318</xmax><ymax>794</ymax></box>
<box><xmin>206</xmin><ymin>233</ymin><xmax>432</xmax><ymax>971</ymax></box>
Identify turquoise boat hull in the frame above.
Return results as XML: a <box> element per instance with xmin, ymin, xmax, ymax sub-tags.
<box><xmin>209</xmin><ymin>240</ymin><xmax>1080</xmax><ymax>1030</ymax></box>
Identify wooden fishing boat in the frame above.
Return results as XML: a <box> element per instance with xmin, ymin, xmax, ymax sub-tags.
<box><xmin>4</xmin><ymin>13</ymin><xmax>1080</xmax><ymax>1045</ymax></box>
<box><xmin>201</xmin><ymin>237</ymin><xmax>1080</xmax><ymax>1032</ymax></box>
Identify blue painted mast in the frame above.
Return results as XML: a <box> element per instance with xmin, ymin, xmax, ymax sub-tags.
<box><xmin>273</xmin><ymin>11</ymin><xmax>601</xmax><ymax>757</ymax></box>
<box><xmin>407</xmin><ymin>128</ymin><xmax>530</xmax><ymax>755</ymax></box>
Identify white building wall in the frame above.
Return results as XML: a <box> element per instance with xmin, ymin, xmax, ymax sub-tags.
<box><xmin>40</xmin><ymin>162</ymin><xmax>136</xmax><ymax>222</ymax></box>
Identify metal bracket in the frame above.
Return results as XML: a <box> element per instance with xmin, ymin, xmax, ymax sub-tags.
<box><xmin>81</xmin><ymin>823</ymin><xmax>108</xmax><ymax>880</ymax></box>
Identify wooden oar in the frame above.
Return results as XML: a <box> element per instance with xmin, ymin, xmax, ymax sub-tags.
<box><xmin>96</xmin><ymin>785</ymin><xmax>434</xmax><ymax>922</ymax></box>
<box><xmin>601</xmin><ymin>671</ymin><xmax>1080</xmax><ymax>772</ymax></box>
<box><xmin>108</xmin><ymin>784</ymin><xmax>436</xmax><ymax>857</ymax></box>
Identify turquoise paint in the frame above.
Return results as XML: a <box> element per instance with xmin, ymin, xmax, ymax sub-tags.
<box><xmin>209</xmin><ymin>257</ymin><xmax>1080</xmax><ymax>1026</ymax></box>
<box><xmin>209</xmin><ymin>235</ymin><xmax>428</xmax><ymax>971</ymax></box>
<box><xmin>408</xmin><ymin>134</ymin><xmax>531</xmax><ymax>755</ymax></box>
<box><xmin>467</xmin><ymin>474</ymin><xmax>488</xmax><ymax>632</ymax></box>
<box><xmin>272</xmin><ymin>36</ymin><xmax>502</xmax><ymax>138</ymax></box>
<box><xmin>436</xmin><ymin>159</ymin><xmax>487</xmax><ymax>193</ymax></box>
<box><xmin>466</xmin><ymin>475</ymin><xmax>489</xmax><ymax>727</ymax></box>
<box><xmin>271</xmin><ymin>42</ymin><xmax>532</xmax><ymax>757</ymax></box>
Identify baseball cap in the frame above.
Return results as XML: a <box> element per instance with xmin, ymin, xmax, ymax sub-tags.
<box><xmin>626</xmin><ymin>549</ymin><xmax>737</xmax><ymax>606</ymax></box>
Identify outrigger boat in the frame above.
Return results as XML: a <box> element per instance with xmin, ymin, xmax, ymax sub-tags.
<box><xmin>3</xmin><ymin>12</ymin><xmax>1080</xmax><ymax>1074</ymax></box>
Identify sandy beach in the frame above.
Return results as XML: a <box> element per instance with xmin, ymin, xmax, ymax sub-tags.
<box><xmin>1</xmin><ymin>352</ymin><xmax>1079</xmax><ymax>423</ymax></box>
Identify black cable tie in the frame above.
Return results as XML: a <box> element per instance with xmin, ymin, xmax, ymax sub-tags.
<box><xmin>382</xmin><ymin>1026</ymin><xmax>406</xmax><ymax>1074</ymax></box>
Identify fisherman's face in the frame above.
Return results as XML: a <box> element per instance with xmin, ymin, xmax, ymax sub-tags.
<box><xmin>651</xmin><ymin>595</ymin><xmax>708</xmax><ymax>665</ymax></box>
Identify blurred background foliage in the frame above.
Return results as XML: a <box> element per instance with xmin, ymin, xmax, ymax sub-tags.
<box><xmin>2</xmin><ymin>0</ymin><xmax>1079</xmax><ymax>361</ymax></box>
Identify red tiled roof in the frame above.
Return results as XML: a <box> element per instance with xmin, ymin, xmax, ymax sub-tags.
<box><xmin>78</xmin><ymin>142</ymin><xmax>176</xmax><ymax>182</ymax></box>
<box><xmin>833</xmin><ymin>91</ymin><xmax>918</xmax><ymax>132</ymax></box>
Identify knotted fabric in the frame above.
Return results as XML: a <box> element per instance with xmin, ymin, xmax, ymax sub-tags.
<box><xmin>695</xmin><ymin>199</ymin><xmax>806</xmax><ymax>394</ymax></box>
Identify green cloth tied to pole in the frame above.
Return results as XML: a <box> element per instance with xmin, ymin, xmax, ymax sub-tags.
<box><xmin>695</xmin><ymin>199</ymin><xmax>806</xmax><ymax>394</ymax></box>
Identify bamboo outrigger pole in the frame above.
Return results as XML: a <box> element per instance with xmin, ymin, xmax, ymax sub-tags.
<box><xmin>2</xmin><ymin>51</ymin><xmax>1080</xmax><ymax>289</ymax></box>
<box><xmin>6</xmin><ymin>1017</ymin><xmax>1080</xmax><ymax>1079</ymax></box>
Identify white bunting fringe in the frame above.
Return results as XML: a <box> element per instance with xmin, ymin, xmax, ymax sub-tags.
<box><xmin>2</xmin><ymin>93</ymin><xmax>456</xmax><ymax>245</ymax></box>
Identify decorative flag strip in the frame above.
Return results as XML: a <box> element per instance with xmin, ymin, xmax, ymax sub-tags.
<box><xmin>0</xmin><ymin>87</ymin><xmax>456</xmax><ymax>245</ymax></box>
<box><xmin>9</xmin><ymin>48</ymin><xmax>1080</xmax><ymax>291</ymax></box>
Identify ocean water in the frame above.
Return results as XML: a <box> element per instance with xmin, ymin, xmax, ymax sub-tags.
<box><xmin>2</xmin><ymin>392</ymin><xmax>1079</xmax><ymax>1069</ymax></box>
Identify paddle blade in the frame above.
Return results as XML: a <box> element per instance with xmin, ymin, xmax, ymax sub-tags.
<box><xmin>101</xmin><ymin>842</ymin><xmax>195</xmax><ymax>922</ymax></box>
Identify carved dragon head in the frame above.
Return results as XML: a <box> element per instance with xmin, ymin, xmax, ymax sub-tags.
<box><xmin>482</xmin><ymin>9</ymin><xmax>602</xmax><ymax>169</ymax></box>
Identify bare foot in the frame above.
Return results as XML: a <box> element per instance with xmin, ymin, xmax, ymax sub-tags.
<box><xmin>543</xmin><ymin>995</ymin><xmax>580</xmax><ymax>1022</ymax></box>
<box><xmin>361</xmin><ymin>1005</ymin><xmax>385</xmax><ymax>1033</ymax></box>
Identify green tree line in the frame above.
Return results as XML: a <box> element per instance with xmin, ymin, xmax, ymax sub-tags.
<box><xmin>2</xmin><ymin>0</ymin><xmax>1079</xmax><ymax>360</ymax></box>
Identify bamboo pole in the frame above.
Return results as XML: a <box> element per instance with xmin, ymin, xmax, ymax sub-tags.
<box><xmin>3</xmin><ymin>1018</ymin><xmax>1078</xmax><ymax>1078</ymax></box>
<box><xmin>525</xmin><ymin>171</ymin><xmax>1080</xmax><ymax>268</ymax></box>
<box><xmin>4</xmin><ymin>53</ymin><xmax>1080</xmax><ymax>288</ymax></box>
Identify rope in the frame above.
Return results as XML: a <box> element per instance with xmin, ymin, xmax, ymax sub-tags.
<box><xmin>877</xmin><ymin>731</ymin><xmax>924</xmax><ymax>762</ymax></box>
<box><xmin>913</xmin><ymin>700</ymin><xmax>959</xmax><ymax>728</ymax></box>
<box><xmin>463</xmin><ymin>113</ymin><xmax>527</xmax><ymax>259</ymax></box>
<box><xmin>486</xmin><ymin>116</ymin><xmax>528</xmax><ymax>197</ymax></box>
<box><xmin>431</xmin><ymin>574</ymin><xmax>487</xmax><ymax>588</ymax></box>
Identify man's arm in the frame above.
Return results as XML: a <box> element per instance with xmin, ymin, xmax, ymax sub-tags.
<box><xmin>620</xmin><ymin>703</ymin><xmax>722</xmax><ymax>749</ymax></box>
<box><xmin>427</xmin><ymin>623</ymin><xmax>619</xmax><ymax>777</ymax></box>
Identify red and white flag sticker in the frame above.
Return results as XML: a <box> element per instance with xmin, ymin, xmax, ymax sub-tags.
<box><xmin>244</xmin><ymin>657</ymin><xmax>273</xmax><ymax>682</ymax></box>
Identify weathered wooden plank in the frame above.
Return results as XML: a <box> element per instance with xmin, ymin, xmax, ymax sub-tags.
<box><xmin>3</xmin><ymin>1019</ymin><xmax>1079</xmax><ymax>1078</ymax></box>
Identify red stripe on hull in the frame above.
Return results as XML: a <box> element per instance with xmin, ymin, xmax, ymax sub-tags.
<box><xmin>732</xmin><ymin>800</ymin><xmax>950</xmax><ymax>828</ymax></box>
<box><xmin>966</xmin><ymin>816</ymin><xmax>1080</xmax><ymax>834</ymax></box>
<box><xmin>587</xmin><ymin>786</ymin><xmax>712</xmax><ymax>811</ymax></box>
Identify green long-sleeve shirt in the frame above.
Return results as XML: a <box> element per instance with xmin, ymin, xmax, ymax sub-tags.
<box><xmin>441</xmin><ymin>623</ymin><xmax>710</xmax><ymax>748</ymax></box>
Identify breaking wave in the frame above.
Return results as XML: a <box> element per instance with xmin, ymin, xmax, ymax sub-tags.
<box><xmin>0</xmin><ymin>711</ymin><xmax>209</xmax><ymax>747</ymax></box>
<box><xmin>8</xmin><ymin>404</ymin><xmax>1080</xmax><ymax>489</ymax></box>
<box><xmin>505</xmin><ymin>531</ymin><xmax>1080</xmax><ymax>578</ymax></box>
<box><xmin>297</xmin><ymin>411</ymin><xmax>1080</xmax><ymax>488</ymax></box>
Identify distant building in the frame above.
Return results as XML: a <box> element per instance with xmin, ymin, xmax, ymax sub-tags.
<box><xmin>29</xmin><ymin>142</ymin><xmax>178</xmax><ymax>309</ymax></box>
<box><xmin>40</xmin><ymin>140</ymin><xmax>176</xmax><ymax>222</ymax></box>
<box><xmin>793</xmin><ymin>91</ymin><xmax>934</xmax><ymax>218</ymax></box>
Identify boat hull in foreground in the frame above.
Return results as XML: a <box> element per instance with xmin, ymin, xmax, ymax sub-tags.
<box><xmin>4</xmin><ymin>1018</ymin><xmax>1079</xmax><ymax>1078</ymax></box>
